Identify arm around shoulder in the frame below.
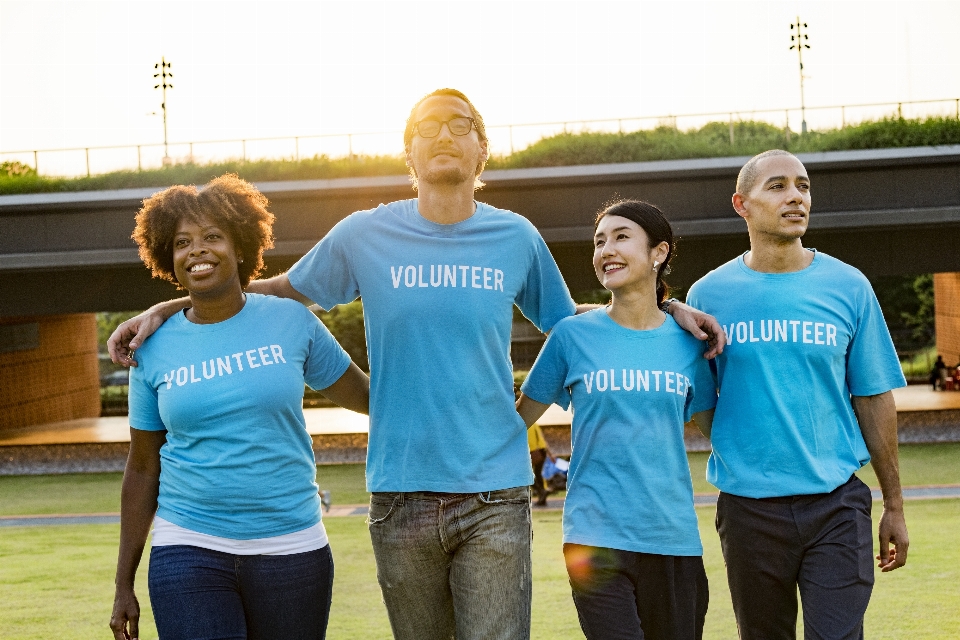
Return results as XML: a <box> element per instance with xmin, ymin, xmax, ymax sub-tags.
<box><xmin>246</xmin><ymin>273</ymin><xmax>315</xmax><ymax>306</ymax></box>
<box><xmin>108</xmin><ymin>298</ymin><xmax>191</xmax><ymax>366</ymax></box>
<box><xmin>666</xmin><ymin>301</ymin><xmax>726</xmax><ymax>359</ymax></box>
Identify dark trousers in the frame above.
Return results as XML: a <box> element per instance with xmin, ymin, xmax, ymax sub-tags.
<box><xmin>716</xmin><ymin>475</ymin><xmax>874</xmax><ymax>640</ymax></box>
<box><xmin>530</xmin><ymin>448</ymin><xmax>548</xmax><ymax>503</ymax></box>
<box><xmin>564</xmin><ymin>544</ymin><xmax>709</xmax><ymax>640</ymax></box>
<box><xmin>148</xmin><ymin>544</ymin><xmax>334</xmax><ymax>640</ymax></box>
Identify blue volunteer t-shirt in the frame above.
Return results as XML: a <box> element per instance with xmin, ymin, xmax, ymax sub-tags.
<box><xmin>129</xmin><ymin>294</ymin><xmax>351</xmax><ymax>539</ymax></box>
<box><xmin>287</xmin><ymin>199</ymin><xmax>576</xmax><ymax>493</ymax></box>
<box><xmin>521</xmin><ymin>309</ymin><xmax>716</xmax><ymax>556</ymax></box>
<box><xmin>686</xmin><ymin>251</ymin><xmax>906</xmax><ymax>498</ymax></box>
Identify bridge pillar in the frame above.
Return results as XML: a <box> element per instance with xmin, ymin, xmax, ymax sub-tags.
<box><xmin>0</xmin><ymin>314</ymin><xmax>100</xmax><ymax>432</ymax></box>
<box><xmin>935</xmin><ymin>274</ymin><xmax>960</xmax><ymax>367</ymax></box>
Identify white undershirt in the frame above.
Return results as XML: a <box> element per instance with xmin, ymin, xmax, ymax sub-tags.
<box><xmin>151</xmin><ymin>516</ymin><xmax>328</xmax><ymax>555</ymax></box>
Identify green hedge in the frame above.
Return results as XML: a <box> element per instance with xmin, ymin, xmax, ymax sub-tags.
<box><xmin>3</xmin><ymin>116</ymin><xmax>960</xmax><ymax>195</ymax></box>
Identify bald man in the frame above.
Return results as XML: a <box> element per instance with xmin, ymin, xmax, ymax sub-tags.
<box><xmin>687</xmin><ymin>150</ymin><xmax>908</xmax><ymax>640</ymax></box>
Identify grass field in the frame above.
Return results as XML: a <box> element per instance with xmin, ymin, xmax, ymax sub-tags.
<box><xmin>1</xmin><ymin>501</ymin><xmax>958</xmax><ymax>639</ymax></box>
<box><xmin>1</xmin><ymin>444</ymin><xmax>957</xmax><ymax>637</ymax></box>
<box><xmin>2</xmin><ymin>443</ymin><xmax>959</xmax><ymax>517</ymax></box>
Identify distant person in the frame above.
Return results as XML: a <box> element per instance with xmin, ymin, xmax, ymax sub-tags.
<box><xmin>686</xmin><ymin>150</ymin><xmax>908</xmax><ymax>639</ymax></box>
<box><xmin>108</xmin><ymin>89</ymin><xmax>725</xmax><ymax>640</ymax></box>
<box><xmin>931</xmin><ymin>354</ymin><xmax>948</xmax><ymax>390</ymax></box>
<box><xmin>109</xmin><ymin>175</ymin><xmax>370</xmax><ymax>640</ymax></box>
<box><xmin>518</xmin><ymin>200</ymin><xmax>716</xmax><ymax>640</ymax></box>
<box><xmin>528</xmin><ymin>421</ymin><xmax>554</xmax><ymax>506</ymax></box>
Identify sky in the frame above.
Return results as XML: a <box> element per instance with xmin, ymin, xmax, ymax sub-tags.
<box><xmin>2</xmin><ymin>0</ymin><xmax>959</xmax><ymax>174</ymax></box>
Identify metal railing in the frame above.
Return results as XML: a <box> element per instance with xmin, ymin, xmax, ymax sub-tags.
<box><xmin>3</xmin><ymin>97</ymin><xmax>958</xmax><ymax>179</ymax></box>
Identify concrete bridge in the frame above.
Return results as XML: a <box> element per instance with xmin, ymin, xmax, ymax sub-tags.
<box><xmin>2</xmin><ymin>145</ymin><xmax>960</xmax><ymax>429</ymax></box>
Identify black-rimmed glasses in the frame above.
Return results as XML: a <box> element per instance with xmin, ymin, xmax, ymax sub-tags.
<box><xmin>413</xmin><ymin>117</ymin><xmax>476</xmax><ymax>138</ymax></box>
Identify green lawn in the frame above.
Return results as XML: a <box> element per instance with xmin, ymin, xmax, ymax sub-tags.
<box><xmin>1</xmin><ymin>501</ymin><xmax>957</xmax><ymax>639</ymax></box>
<box><xmin>3</xmin><ymin>443</ymin><xmax>958</xmax><ymax>518</ymax></box>
<box><xmin>0</xmin><ymin>465</ymin><xmax>370</xmax><ymax>517</ymax></box>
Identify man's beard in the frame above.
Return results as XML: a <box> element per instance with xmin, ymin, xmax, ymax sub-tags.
<box><xmin>418</xmin><ymin>165</ymin><xmax>473</xmax><ymax>187</ymax></box>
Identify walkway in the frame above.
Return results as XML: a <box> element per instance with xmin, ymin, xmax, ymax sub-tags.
<box><xmin>3</xmin><ymin>485</ymin><xmax>960</xmax><ymax>528</ymax></box>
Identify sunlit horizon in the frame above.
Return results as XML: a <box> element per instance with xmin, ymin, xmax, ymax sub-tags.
<box><xmin>2</xmin><ymin>1</ymin><xmax>959</xmax><ymax>175</ymax></box>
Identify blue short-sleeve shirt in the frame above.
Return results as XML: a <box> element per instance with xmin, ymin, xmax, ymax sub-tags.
<box><xmin>685</xmin><ymin>252</ymin><xmax>906</xmax><ymax>498</ymax></box>
<box><xmin>129</xmin><ymin>294</ymin><xmax>351</xmax><ymax>539</ymax></box>
<box><xmin>287</xmin><ymin>199</ymin><xmax>576</xmax><ymax>492</ymax></box>
<box><xmin>522</xmin><ymin>309</ymin><xmax>717</xmax><ymax>555</ymax></box>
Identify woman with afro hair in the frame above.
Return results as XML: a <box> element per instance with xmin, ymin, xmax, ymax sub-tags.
<box><xmin>110</xmin><ymin>174</ymin><xmax>369</xmax><ymax>640</ymax></box>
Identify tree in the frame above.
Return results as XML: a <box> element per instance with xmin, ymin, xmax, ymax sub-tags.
<box><xmin>315</xmin><ymin>300</ymin><xmax>368</xmax><ymax>372</ymax></box>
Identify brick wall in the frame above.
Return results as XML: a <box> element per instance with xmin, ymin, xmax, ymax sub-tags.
<box><xmin>935</xmin><ymin>273</ymin><xmax>960</xmax><ymax>366</ymax></box>
<box><xmin>0</xmin><ymin>314</ymin><xmax>100</xmax><ymax>431</ymax></box>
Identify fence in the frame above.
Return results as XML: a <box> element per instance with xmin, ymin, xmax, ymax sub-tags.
<box><xmin>3</xmin><ymin>97</ymin><xmax>959</xmax><ymax>179</ymax></box>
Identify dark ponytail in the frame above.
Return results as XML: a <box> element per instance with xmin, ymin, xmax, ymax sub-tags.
<box><xmin>594</xmin><ymin>199</ymin><xmax>675</xmax><ymax>305</ymax></box>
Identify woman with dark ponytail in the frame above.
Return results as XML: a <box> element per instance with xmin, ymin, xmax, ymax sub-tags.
<box><xmin>517</xmin><ymin>199</ymin><xmax>716</xmax><ymax>640</ymax></box>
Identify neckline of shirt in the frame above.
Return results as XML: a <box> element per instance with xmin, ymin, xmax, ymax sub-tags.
<box><xmin>405</xmin><ymin>198</ymin><xmax>488</xmax><ymax>234</ymax></box>
<box><xmin>173</xmin><ymin>292</ymin><xmax>258</xmax><ymax>332</ymax></box>
<box><xmin>596</xmin><ymin>306</ymin><xmax>676</xmax><ymax>338</ymax></box>
<box><xmin>736</xmin><ymin>248</ymin><xmax>822</xmax><ymax>278</ymax></box>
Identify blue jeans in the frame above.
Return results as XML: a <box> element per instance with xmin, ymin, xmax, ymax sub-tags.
<box><xmin>367</xmin><ymin>487</ymin><xmax>533</xmax><ymax>640</ymax></box>
<box><xmin>148</xmin><ymin>544</ymin><xmax>334</xmax><ymax>640</ymax></box>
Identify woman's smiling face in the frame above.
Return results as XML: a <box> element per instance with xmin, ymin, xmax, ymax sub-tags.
<box><xmin>172</xmin><ymin>216</ymin><xmax>242</xmax><ymax>297</ymax></box>
<box><xmin>593</xmin><ymin>214</ymin><xmax>667</xmax><ymax>292</ymax></box>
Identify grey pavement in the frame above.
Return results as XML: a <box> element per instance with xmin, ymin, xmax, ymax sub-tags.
<box><xmin>3</xmin><ymin>485</ymin><xmax>960</xmax><ymax>528</ymax></box>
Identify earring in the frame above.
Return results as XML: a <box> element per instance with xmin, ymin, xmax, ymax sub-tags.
<box><xmin>238</xmin><ymin>258</ymin><xmax>244</xmax><ymax>264</ymax></box>
<box><xmin>652</xmin><ymin>260</ymin><xmax>659</xmax><ymax>272</ymax></box>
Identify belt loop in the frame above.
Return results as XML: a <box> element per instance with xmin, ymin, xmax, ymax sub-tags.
<box><xmin>399</xmin><ymin>492</ymin><xmax>405</xmax><ymax>507</ymax></box>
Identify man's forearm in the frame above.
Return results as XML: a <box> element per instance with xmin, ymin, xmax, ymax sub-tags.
<box><xmin>245</xmin><ymin>274</ymin><xmax>314</xmax><ymax>306</ymax></box>
<box><xmin>152</xmin><ymin>296</ymin><xmax>191</xmax><ymax>320</ymax></box>
<box><xmin>853</xmin><ymin>391</ymin><xmax>903</xmax><ymax>508</ymax></box>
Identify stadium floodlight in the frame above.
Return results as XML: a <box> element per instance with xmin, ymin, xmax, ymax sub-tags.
<box><xmin>789</xmin><ymin>18</ymin><xmax>811</xmax><ymax>134</ymax></box>
<box><xmin>153</xmin><ymin>57</ymin><xmax>174</xmax><ymax>163</ymax></box>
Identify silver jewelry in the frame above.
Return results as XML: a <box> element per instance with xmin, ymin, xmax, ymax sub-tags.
<box><xmin>653</xmin><ymin>260</ymin><xmax>660</xmax><ymax>272</ymax></box>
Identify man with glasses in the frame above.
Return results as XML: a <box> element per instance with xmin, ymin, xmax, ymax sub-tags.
<box><xmin>110</xmin><ymin>88</ymin><xmax>723</xmax><ymax>640</ymax></box>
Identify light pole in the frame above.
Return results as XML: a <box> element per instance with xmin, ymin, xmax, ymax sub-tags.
<box><xmin>789</xmin><ymin>18</ymin><xmax>810</xmax><ymax>134</ymax></box>
<box><xmin>154</xmin><ymin>57</ymin><xmax>173</xmax><ymax>165</ymax></box>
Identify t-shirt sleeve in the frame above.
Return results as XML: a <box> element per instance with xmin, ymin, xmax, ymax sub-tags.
<box><xmin>515</xmin><ymin>228</ymin><xmax>576</xmax><ymax>333</ymax></box>
<box><xmin>684</xmin><ymin>279</ymin><xmax>704</xmax><ymax>311</ymax></box>
<box><xmin>846</xmin><ymin>280</ymin><xmax>907</xmax><ymax>396</ymax></box>
<box><xmin>520</xmin><ymin>329</ymin><xmax>572</xmax><ymax>410</ymax></box>
<box><xmin>685</xmin><ymin>343</ymin><xmax>718</xmax><ymax>420</ymax></box>
<box><xmin>287</xmin><ymin>215</ymin><xmax>359</xmax><ymax>311</ymax></box>
<box><xmin>128</xmin><ymin>359</ymin><xmax>166</xmax><ymax>432</ymax></box>
<box><xmin>302</xmin><ymin>309</ymin><xmax>353</xmax><ymax>391</ymax></box>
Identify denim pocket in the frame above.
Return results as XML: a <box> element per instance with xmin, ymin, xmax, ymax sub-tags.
<box><xmin>367</xmin><ymin>494</ymin><xmax>399</xmax><ymax>525</ymax></box>
<box><xmin>477</xmin><ymin>487</ymin><xmax>530</xmax><ymax>505</ymax></box>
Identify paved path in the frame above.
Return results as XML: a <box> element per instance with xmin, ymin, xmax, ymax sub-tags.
<box><xmin>3</xmin><ymin>485</ymin><xmax>960</xmax><ymax>528</ymax></box>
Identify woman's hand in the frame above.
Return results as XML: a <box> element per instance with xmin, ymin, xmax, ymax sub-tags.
<box><xmin>109</xmin><ymin>587</ymin><xmax>140</xmax><ymax>640</ymax></box>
